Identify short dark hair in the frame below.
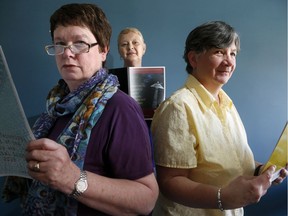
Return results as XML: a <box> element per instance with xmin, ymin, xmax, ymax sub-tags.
<box><xmin>49</xmin><ymin>3</ymin><xmax>112</xmax><ymax>53</ymax></box>
<box><xmin>183</xmin><ymin>21</ymin><xmax>240</xmax><ymax>74</ymax></box>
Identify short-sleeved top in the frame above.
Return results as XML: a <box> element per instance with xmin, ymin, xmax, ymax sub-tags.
<box><xmin>151</xmin><ymin>74</ymin><xmax>255</xmax><ymax>216</ymax></box>
<box><xmin>48</xmin><ymin>90</ymin><xmax>154</xmax><ymax>216</ymax></box>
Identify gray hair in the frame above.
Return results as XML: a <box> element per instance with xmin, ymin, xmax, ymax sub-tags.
<box><xmin>183</xmin><ymin>21</ymin><xmax>240</xmax><ymax>74</ymax></box>
<box><xmin>117</xmin><ymin>27</ymin><xmax>145</xmax><ymax>46</ymax></box>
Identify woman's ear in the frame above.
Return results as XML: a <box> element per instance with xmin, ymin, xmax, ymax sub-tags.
<box><xmin>187</xmin><ymin>51</ymin><xmax>198</xmax><ymax>68</ymax></box>
<box><xmin>143</xmin><ymin>43</ymin><xmax>146</xmax><ymax>55</ymax></box>
<box><xmin>100</xmin><ymin>46</ymin><xmax>109</xmax><ymax>62</ymax></box>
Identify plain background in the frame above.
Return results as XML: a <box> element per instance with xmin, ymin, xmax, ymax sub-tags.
<box><xmin>0</xmin><ymin>0</ymin><xmax>287</xmax><ymax>215</ymax></box>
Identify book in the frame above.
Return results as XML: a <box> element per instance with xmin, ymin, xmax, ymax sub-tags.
<box><xmin>109</xmin><ymin>66</ymin><xmax>165</xmax><ymax>119</ymax></box>
<box><xmin>260</xmin><ymin>122</ymin><xmax>288</xmax><ymax>182</ymax></box>
<box><xmin>0</xmin><ymin>46</ymin><xmax>34</xmax><ymax>178</ymax></box>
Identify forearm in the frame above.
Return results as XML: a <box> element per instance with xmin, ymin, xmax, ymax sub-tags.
<box><xmin>77</xmin><ymin>172</ymin><xmax>158</xmax><ymax>216</ymax></box>
<box><xmin>160</xmin><ymin>176</ymin><xmax>219</xmax><ymax>209</ymax></box>
<box><xmin>159</xmin><ymin>174</ymin><xmax>267</xmax><ymax>211</ymax></box>
<box><xmin>157</xmin><ymin>164</ymin><xmax>276</xmax><ymax>212</ymax></box>
<box><xmin>26</xmin><ymin>139</ymin><xmax>158</xmax><ymax>215</ymax></box>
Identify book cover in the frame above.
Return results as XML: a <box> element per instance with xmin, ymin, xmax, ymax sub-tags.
<box><xmin>0</xmin><ymin>46</ymin><xmax>34</xmax><ymax>178</ymax></box>
<box><xmin>109</xmin><ymin>66</ymin><xmax>165</xmax><ymax>119</ymax></box>
<box><xmin>260</xmin><ymin>122</ymin><xmax>288</xmax><ymax>181</ymax></box>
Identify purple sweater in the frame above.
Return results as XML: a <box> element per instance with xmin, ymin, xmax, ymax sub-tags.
<box><xmin>48</xmin><ymin>90</ymin><xmax>154</xmax><ymax>215</ymax></box>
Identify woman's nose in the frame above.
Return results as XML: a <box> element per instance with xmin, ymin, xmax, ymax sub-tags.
<box><xmin>62</xmin><ymin>46</ymin><xmax>75</xmax><ymax>57</ymax></box>
<box><xmin>223</xmin><ymin>55</ymin><xmax>233</xmax><ymax>66</ymax></box>
<box><xmin>128</xmin><ymin>42</ymin><xmax>134</xmax><ymax>49</ymax></box>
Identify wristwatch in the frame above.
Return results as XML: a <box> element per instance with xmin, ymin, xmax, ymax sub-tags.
<box><xmin>70</xmin><ymin>170</ymin><xmax>88</xmax><ymax>199</ymax></box>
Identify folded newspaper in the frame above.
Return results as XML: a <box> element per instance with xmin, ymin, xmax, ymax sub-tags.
<box><xmin>0</xmin><ymin>46</ymin><xmax>34</xmax><ymax>178</ymax></box>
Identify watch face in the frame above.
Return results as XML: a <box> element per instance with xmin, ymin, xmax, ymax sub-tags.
<box><xmin>76</xmin><ymin>180</ymin><xmax>88</xmax><ymax>192</ymax></box>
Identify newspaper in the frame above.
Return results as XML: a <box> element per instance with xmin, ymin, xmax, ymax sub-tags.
<box><xmin>0</xmin><ymin>46</ymin><xmax>34</xmax><ymax>178</ymax></box>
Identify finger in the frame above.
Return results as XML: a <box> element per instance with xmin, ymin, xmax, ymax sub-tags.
<box><xmin>26</xmin><ymin>138</ymin><xmax>59</xmax><ymax>152</ymax></box>
<box><xmin>267</xmin><ymin>167</ymin><xmax>277</xmax><ymax>182</ymax></box>
<box><xmin>255</xmin><ymin>166</ymin><xmax>276</xmax><ymax>185</ymax></box>
<box><xmin>25</xmin><ymin>149</ymin><xmax>45</xmax><ymax>162</ymax></box>
<box><xmin>275</xmin><ymin>168</ymin><xmax>288</xmax><ymax>182</ymax></box>
<box><xmin>263</xmin><ymin>165</ymin><xmax>276</xmax><ymax>176</ymax></box>
<box><xmin>280</xmin><ymin>168</ymin><xmax>288</xmax><ymax>177</ymax></box>
<box><xmin>27</xmin><ymin>169</ymin><xmax>49</xmax><ymax>186</ymax></box>
<box><xmin>27</xmin><ymin>160</ymin><xmax>42</xmax><ymax>173</ymax></box>
<box><xmin>272</xmin><ymin>179</ymin><xmax>282</xmax><ymax>185</ymax></box>
<box><xmin>26</xmin><ymin>139</ymin><xmax>45</xmax><ymax>151</ymax></box>
<box><xmin>25</xmin><ymin>147</ymin><xmax>56</xmax><ymax>162</ymax></box>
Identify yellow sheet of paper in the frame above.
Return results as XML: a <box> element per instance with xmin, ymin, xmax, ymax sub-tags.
<box><xmin>261</xmin><ymin>123</ymin><xmax>288</xmax><ymax>174</ymax></box>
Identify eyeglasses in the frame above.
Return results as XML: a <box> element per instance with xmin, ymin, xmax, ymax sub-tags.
<box><xmin>45</xmin><ymin>42</ymin><xmax>98</xmax><ymax>55</ymax></box>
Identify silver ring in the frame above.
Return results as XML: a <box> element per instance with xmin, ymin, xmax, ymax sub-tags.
<box><xmin>33</xmin><ymin>162</ymin><xmax>40</xmax><ymax>172</ymax></box>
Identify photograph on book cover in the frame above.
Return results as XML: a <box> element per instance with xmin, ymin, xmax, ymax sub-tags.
<box><xmin>0</xmin><ymin>46</ymin><xmax>34</xmax><ymax>178</ymax></box>
<box><xmin>128</xmin><ymin>67</ymin><xmax>165</xmax><ymax>119</ymax></box>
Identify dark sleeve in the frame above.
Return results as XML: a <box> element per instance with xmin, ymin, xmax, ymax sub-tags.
<box><xmin>84</xmin><ymin>90</ymin><xmax>154</xmax><ymax>180</ymax></box>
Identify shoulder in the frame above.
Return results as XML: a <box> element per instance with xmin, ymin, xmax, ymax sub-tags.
<box><xmin>171</xmin><ymin>87</ymin><xmax>196</xmax><ymax>103</ymax></box>
<box><xmin>159</xmin><ymin>87</ymin><xmax>196</xmax><ymax>111</ymax></box>
<box><xmin>108</xmin><ymin>90</ymin><xmax>139</xmax><ymax>107</ymax></box>
<box><xmin>103</xmin><ymin>89</ymin><xmax>144</xmax><ymax>118</ymax></box>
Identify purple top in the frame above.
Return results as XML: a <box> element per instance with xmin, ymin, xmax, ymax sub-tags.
<box><xmin>48</xmin><ymin>90</ymin><xmax>154</xmax><ymax>215</ymax></box>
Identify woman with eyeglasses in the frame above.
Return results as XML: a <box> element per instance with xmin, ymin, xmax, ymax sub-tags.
<box><xmin>3</xmin><ymin>3</ymin><xmax>158</xmax><ymax>216</ymax></box>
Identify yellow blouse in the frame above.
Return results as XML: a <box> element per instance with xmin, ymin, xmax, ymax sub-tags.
<box><xmin>151</xmin><ymin>74</ymin><xmax>255</xmax><ymax>216</ymax></box>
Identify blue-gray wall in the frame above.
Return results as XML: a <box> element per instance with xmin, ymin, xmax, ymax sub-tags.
<box><xmin>0</xmin><ymin>0</ymin><xmax>287</xmax><ymax>215</ymax></box>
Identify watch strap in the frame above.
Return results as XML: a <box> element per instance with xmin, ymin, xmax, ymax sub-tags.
<box><xmin>70</xmin><ymin>170</ymin><xmax>87</xmax><ymax>199</ymax></box>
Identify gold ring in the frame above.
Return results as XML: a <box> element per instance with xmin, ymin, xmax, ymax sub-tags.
<box><xmin>33</xmin><ymin>162</ymin><xmax>40</xmax><ymax>172</ymax></box>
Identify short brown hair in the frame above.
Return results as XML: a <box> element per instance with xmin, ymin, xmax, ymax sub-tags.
<box><xmin>49</xmin><ymin>3</ymin><xmax>112</xmax><ymax>52</ymax></box>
